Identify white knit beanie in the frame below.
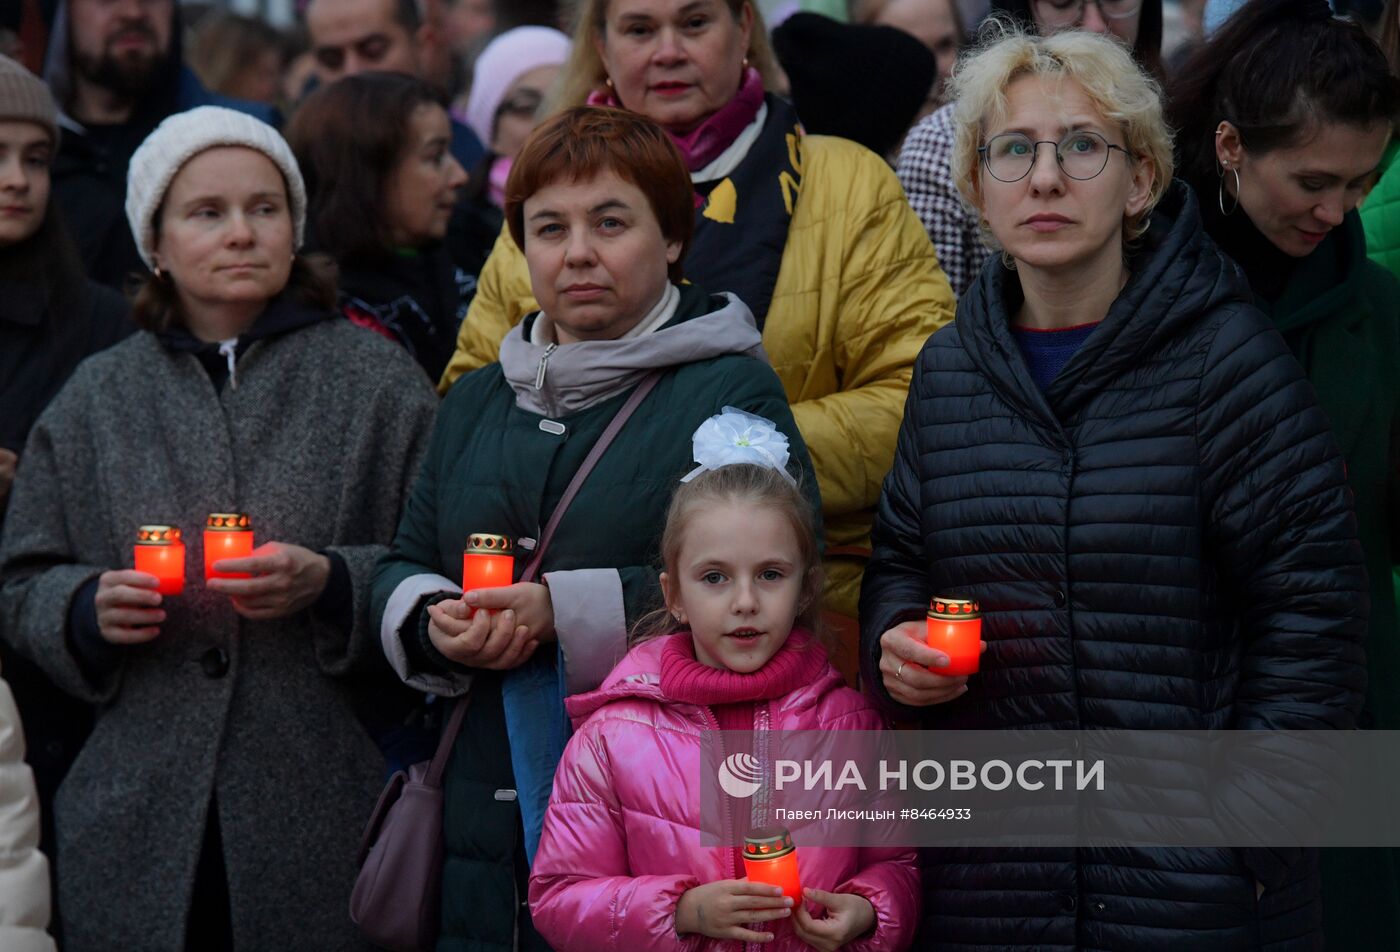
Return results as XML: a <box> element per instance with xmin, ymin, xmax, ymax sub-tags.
<box><xmin>463</xmin><ymin>27</ymin><xmax>571</xmax><ymax>148</ymax></box>
<box><xmin>125</xmin><ymin>106</ymin><xmax>307</xmax><ymax>270</ymax></box>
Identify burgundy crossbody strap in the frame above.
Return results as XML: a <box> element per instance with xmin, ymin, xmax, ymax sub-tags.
<box><xmin>431</xmin><ymin>370</ymin><xmax>664</xmax><ymax>757</ymax></box>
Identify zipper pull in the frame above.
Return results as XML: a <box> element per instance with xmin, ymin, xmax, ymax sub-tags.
<box><xmin>534</xmin><ymin>342</ymin><xmax>557</xmax><ymax>390</ymax></box>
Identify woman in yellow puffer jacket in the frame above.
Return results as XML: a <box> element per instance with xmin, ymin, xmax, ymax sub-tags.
<box><xmin>439</xmin><ymin>0</ymin><xmax>955</xmax><ymax>639</ymax></box>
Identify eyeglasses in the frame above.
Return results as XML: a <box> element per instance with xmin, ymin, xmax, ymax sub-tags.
<box><xmin>1031</xmin><ymin>0</ymin><xmax>1142</xmax><ymax>27</ymax></box>
<box><xmin>978</xmin><ymin>130</ymin><xmax>1134</xmax><ymax>183</ymax></box>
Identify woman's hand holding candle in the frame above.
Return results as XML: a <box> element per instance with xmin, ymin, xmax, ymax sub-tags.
<box><xmin>204</xmin><ymin>542</ymin><xmax>329</xmax><ymax>620</ymax></box>
<box><xmin>675</xmin><ymin>880</ymin><xmax>792</xmax><ymax>942</ymax></box>
<box><xmin>878</xmin><ymin>622</ymin><xmax>985</xmax><ymax>707</ymax></box>
<box><xmin>94</xmin><ymin>570</ymin><xmax>166</xmax><ymax>644</ymax></box>
<box><xmin>463</xmin><ymin>582</ymin><xmax>555</xmax><ymax>642</ymax></box>
<box><xmin>427</xmin><ymin>599</ymin><xmax>539</xmax><ymax>670</ymax></box>
<box><xmin>792</xmin><ymin>888</ymin><xmax>876</xmax><ymax>951</ymax></box>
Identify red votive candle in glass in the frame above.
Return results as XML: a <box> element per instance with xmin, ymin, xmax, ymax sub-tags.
<box><xmin>743</xmin><ymin>827</ymin><xmax>802</xmax><ymax>905</ymax></box>
<box><xmin>926</xmin><ymin>596</ymin><xmax>981</xmax><ymax>676</ymax></box>
<box><xmin>204</xmin><ymin>513</ymin><xmax>253</xmax><ymax>581</ymax></box>
<box><xmin>134</xmin><ymin>525</ymin><xmax>185</xmax><ymax>596</ymax></box>
<box><xmin>462</xmin><ymin>533</ymin><xmax>515</xmax><ymax>595</ymax></box>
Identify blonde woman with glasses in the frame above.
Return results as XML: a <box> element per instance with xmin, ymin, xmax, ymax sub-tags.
<box><xmin>861</xmin><ymin>26</ymin><xmax>1365</xmax><ymax>950</ymax></box>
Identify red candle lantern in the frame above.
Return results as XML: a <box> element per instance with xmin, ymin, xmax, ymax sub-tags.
<box><xmin>742</xmin><ymin>826</ymin><xmax>802</xmax><ymax>905</ymax></box>
<box><xmin>204</xmin><ymin>513</ymin><xmax>254</xmax><ymax>581</ymax></box>
<box><xmin>926</xmin><ymin>596</ymin><xmax>981</xmax><ymax>676</ymax></box>
<box><xmin>134</xmin><ymin>525</ymin><xmax>185</xmax><ymax>596</ymax></box>
<box><xmin>462</xmin><ymin>533</ymin><xmax>515</xmax><ymax>595</ymax></box>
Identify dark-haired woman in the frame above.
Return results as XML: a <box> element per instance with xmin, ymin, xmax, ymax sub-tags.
<box><xmin>0</xmin><ymin>106</ymin><xmax>436</xmax><ymax>951</ymax></box>
<box><xmin>0</xmin><ymin>54</ymin><xmax>130</xmax><ymax>911</ymax></box>
<box><xmin>898</xmin><ymin>0</ymin><xmax>1164</xmax><ymax>296</ymax></box>
<box><xmin>286</xmin><ymin>72</ymin><xmax>470</xmax><ymax>383</ymax></box>
<box><xmin>1169</xmin><ymin>0</ymin><xmax>1400</xmax><ymax>945</ymax></box>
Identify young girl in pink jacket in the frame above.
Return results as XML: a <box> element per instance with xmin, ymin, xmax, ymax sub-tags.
<box><xmin>529</xmin><ymin>418</ymin><xmax>920</xmax><ymax>952</ymax></box>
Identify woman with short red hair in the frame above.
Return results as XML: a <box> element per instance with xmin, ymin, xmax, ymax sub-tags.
<box><xmin>371</xmin><ymin>106</ymin><xmax>819</xmax><ymax>951</ymax></box>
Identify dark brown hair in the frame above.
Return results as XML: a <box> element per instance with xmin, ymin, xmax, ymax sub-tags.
<box><xmin>631</xmin><ymin>463</ymin><xmax>826</xmax><ymax>649</ymax></box>
<box><xmin>1168</xmin><ymin>0</ymin><xmax>1400</xmax><ymax>193</ymax></box>
<box><xmin>130</xmin><ymin>256</ymin><xmax>335</xmax><ymax>333</ymax></box>
<box><xmin>504</xmin><ymin>106</ymin><xmax>694</xmax><ymax>282</ymax></box>
<box><xmin>285</xmin><ymin>71</ymin><xmax>448</xmax><ymax>264</ymax></box>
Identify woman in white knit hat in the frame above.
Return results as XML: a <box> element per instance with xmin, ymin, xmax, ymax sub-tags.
<box><xmin>0</xmin><ymin>105</ymin><xmax>438</xmax><ymax>951</ymax></box>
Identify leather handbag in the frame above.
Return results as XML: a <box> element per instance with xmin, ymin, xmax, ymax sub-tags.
<box><xmin>350</xmin><ymin>371</ymin><xmax>663</xmax><ymax>951</ymax></box>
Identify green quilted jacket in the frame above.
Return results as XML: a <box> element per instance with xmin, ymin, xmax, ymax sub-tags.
<box><xmin>1361</xmin><ymin>141</ymin><xmax>1400</xmax><ymax>280</ymax></box>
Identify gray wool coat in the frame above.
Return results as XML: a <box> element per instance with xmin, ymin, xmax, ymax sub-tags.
<box><xmin>0</xmin><ymin>315</ymin><xmax>437</xmax><ymax>951</ymax></box>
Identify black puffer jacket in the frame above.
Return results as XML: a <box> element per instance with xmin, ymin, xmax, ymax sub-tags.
<box><xmin>859</xmin><ymin>181</ymin><xmax>1368</xmax><ymax>951</ymax></box>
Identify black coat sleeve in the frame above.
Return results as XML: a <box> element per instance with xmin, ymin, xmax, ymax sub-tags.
<box><xmin>1197</xmin><ymin>306</ymin><xmax>1368</xmax><ymax>731</ymax></box>
<box><xmin>859</xmin><ymin>344</ymin><xmax>936</xmax><ymax>718</ymax></box>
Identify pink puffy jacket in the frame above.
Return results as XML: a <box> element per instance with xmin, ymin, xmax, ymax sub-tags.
<box><xmin>528</xmin><ymin>637</ymin><xmax>920</xmax><ymax>952</ymax></box>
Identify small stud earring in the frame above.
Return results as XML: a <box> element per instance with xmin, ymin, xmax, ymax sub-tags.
<box><xmin>605</xmin><ymin>76</ymin><xmax>614</xmax><ymax>89</ymax></box>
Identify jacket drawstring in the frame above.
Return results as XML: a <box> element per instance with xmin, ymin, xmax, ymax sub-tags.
<box><xmin>218</xmin><ymin>338</ymin><xmax>239</xmax><ymax>389</ymax></box>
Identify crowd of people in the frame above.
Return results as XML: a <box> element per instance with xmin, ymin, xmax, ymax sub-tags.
<box><xmin>0</xmin><ymin>0</ymin><xmax>1396</xmax><ymax>949</ymax></box>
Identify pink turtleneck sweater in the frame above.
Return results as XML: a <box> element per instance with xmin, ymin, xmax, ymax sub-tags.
<box><xmin>659</xmin><ymin>629</ymin><xmax>830</xmax><ymax>732</ymax></box>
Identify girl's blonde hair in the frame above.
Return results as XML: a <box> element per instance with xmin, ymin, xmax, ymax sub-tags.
<box><xmin>631</xmin><ymin>463</ymin><xmax>825</xmax><ymax>645</ymax></box>
<box><xmin>949</xmin><ymin>21</ymin><xmax>1174</xmax><ymax>246</ymax></box>
<box><xmin>548</xmin><ymin>0</ymin><xmax>780</xmax><ymax>116</ymax></box>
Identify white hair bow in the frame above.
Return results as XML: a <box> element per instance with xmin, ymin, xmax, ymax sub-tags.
<box><xmin>681</xmin><ymin>407</ymin><xmax>797</xmax><ymax>486</ymax></box>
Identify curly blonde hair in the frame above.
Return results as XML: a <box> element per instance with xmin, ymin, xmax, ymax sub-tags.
<box><xmin>949</xmin><ymin>21</ymin><xmax>1174</xmax><ymax>247</ymax></box>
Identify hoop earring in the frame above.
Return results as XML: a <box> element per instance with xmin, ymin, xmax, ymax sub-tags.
<box><xmin>1218</xmin><ymin>164</ymin><xmax>1241</xmax><ymax>217</ymax></box>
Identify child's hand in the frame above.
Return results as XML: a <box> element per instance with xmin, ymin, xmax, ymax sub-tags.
<box><xmin>675</xmin><ymin>879</ymin><xmax>793</xmax><ymax>943</ymax></box>
<box><xmin>792</xmin><ymin>887</ymin><xmax>875</xmax><ymax>951</ymax></box>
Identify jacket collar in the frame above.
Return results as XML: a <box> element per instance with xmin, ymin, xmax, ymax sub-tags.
<box><xmin>958</xmin><ymin>180</ymin><xmax>1253</xmax><ymax>428</ymax></box>
<box><xmin>1268</xmin><ymin>212</ymin><xmax>1366</xmax><ymax>335</ymax></box>
<box><xmin>564</xmin><ymin>631</ymin><xmax>847</xmax><ymax>729</ymax></box>
<box><xmin>498</xmin><ymin>282</ymin><xmax>766</xmax><ymax>418</ymax></box>
<box><xmin>155</xmin><ymin>292</ymin><xmax>330</xmax><ymax>355</ymax></box>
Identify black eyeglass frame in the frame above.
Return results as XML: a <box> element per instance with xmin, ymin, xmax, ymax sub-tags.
<box><xmin>1030</xmin><ymin>0</ymin><xmax>1144</xmax><ymax>23</ymax></box>
<box><xmin>977</xmin><ymin>131</ymin><xmax>1136</xmax><ymax>184</ymax></box>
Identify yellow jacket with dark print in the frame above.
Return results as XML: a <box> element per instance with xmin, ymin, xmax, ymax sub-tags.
<box><xmin>439</xmin><ymin>134</ymin><xmax>956</xmax><ymax>617</ymax></box>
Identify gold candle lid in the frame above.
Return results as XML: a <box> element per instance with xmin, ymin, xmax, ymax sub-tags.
<box><xmin>928</xmin><ymin>596</ymin><xmax>980</xmax><ymax>620</ymax></box>
<box><xmin>206</xmin><ymin>513</ymin><xmax>251</xmax><ymax>531</ymax></box>
<box><xmin>136</xmin><ymin>525</ymin><xmax>182</xmax><ymax>545</ymax></box>
<box><xmin>464</xmin><ymin>533</ymin><xmax>513</xmax><ymax>555</ymax></box>
<box><xmin>743</xmin><ymin>826</ymin><xmax>794</xmax><ymax>859</ymax></box>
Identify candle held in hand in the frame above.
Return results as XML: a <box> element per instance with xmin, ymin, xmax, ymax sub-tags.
<box><xmin>462</xmin><ymin>533</ymin><xmax>515</xmax><ymax>596</ymax></box>
<box><xmin>926</xmin><ymin>596</ymin><xmax>981</xmax><ymax>676</ymax></box>
<box><xmin>742</xmin><ymin>826</ymin><xmax>802</xmax><ymax>905</ymax></box>
<box><xmin>134</xmin><ymin>525</ymin><xmax>185</xmax><ymax>595</ymax></box>
<box><xmin>204</xmin><ymin>513</ymin><xmax>253</xmax><ymax>581</ymax></box>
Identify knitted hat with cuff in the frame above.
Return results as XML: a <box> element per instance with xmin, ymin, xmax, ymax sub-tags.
<box><xmin>0</xmin><ymin>54</ymin><xmax>59</xmax><ymax>146</ymax></box>
<box><xmin>125</xmin><ymin>106</ymin><xmax>307</xmax><ymax>269</ymax></box>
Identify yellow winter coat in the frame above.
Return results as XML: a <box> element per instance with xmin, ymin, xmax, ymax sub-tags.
<box><xmin>439</xmin><ymin>134</ymin><xmax>956</xmax><ymax>618</ymax></box>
